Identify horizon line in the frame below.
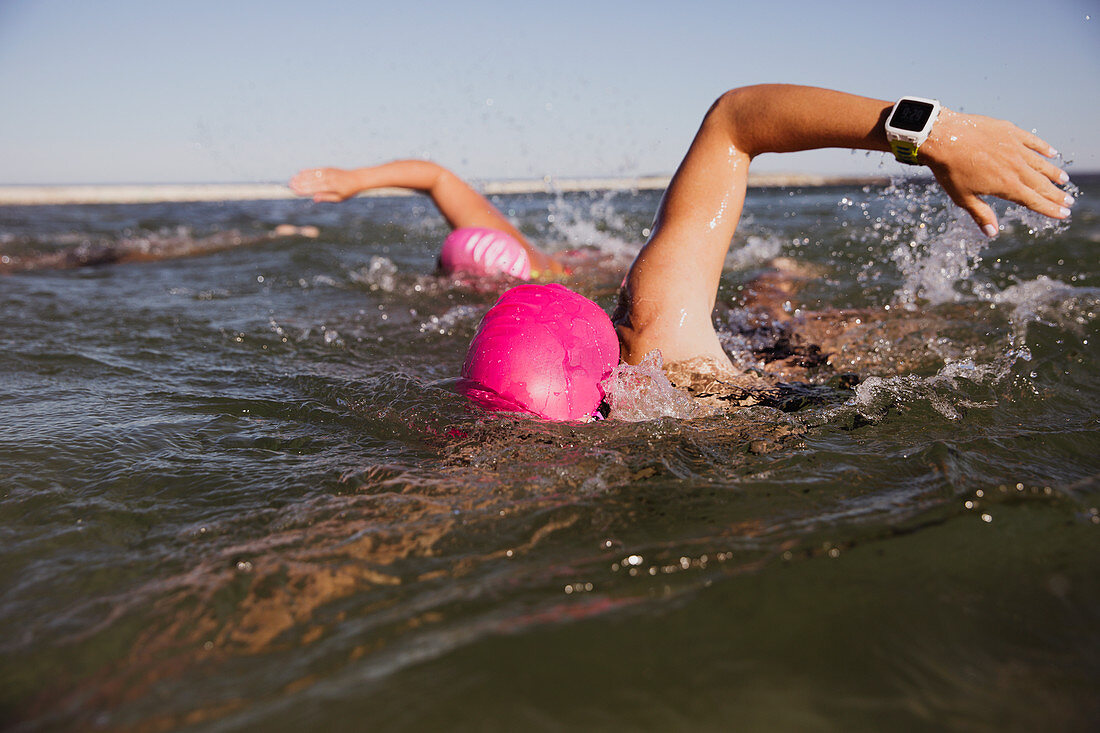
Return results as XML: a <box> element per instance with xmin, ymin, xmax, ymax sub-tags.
<box><xmin>0</xmin><ymin>173</ymin><xmax>909</xmax><ymax>206</ymax></box>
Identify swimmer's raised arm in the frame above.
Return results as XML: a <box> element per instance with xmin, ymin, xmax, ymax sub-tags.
<box><xmin>615</xmin><ymin>84</ymin><xmax>1070</xmax><ymax>366</ymax></box>
<box><xmin>289</xmin><ymin>160</ymin><xmax>563</xmax><ymax>274</ymax></box>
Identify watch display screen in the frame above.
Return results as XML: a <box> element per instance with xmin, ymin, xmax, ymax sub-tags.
<box><xmin>889</xmin><ymin>100</ymin><xmax>935</xmax><ymax>132</ymax></box>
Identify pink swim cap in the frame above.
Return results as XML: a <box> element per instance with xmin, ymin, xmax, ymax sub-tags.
<box><xmin>439</xmin><ymin>227</ymin><xmax>532</xmax><ymax>279</ymax></box>
<box><xmin>461</xmin><ymin>284</ymin><xmax>619</xmax><ymax>421</ymax></box>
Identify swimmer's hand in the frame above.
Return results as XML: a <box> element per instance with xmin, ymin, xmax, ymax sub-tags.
<box><xmin>288</xmin><ymin>167</ymin><xmax>363</xmax><ymax>203</ymax></box>
<box><xmin>920</xmin><ymin>110</ymin><xmax>1072</xmax><ymax>237</ymax></box>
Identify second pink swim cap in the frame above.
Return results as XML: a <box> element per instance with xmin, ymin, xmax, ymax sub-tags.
<box><xmin>439</xmin><ymin>227</ymin><xmax>532</xmax><ymax>279</ymax></box>
<box><xmin>461</xmin><ymin>284</ymin><xmax>619</xmax><ymax>421</ymax></box>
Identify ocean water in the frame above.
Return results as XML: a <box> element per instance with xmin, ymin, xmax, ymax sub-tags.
<box><xmin>1</xmin><ymin>177</ymin><xmax>1097</xmax><ymax>732</ymax></box>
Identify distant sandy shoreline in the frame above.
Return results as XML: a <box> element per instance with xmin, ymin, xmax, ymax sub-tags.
<box><xmin>0</xmin><ymin>174</ymin><xmax>892</xmax><ymax>206</ymax></box>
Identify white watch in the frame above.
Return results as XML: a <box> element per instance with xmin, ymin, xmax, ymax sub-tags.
<box><xmin>885</xmin><ymin>97</ymin><xmax>941</xmax><ymax>165</ymax></box>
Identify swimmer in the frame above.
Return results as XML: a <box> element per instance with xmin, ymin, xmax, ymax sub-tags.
<box><xmin>0</xmin><ymin>225</ymin><xmax>320</xmax><ymax>274</ymax></box>
<box><xmin>428</xmin><ymin>84</ymin><xmax>1072</xmax><ymax>420</ymax></box>
<box><xmin>288</xmin><ymin>160</ymin><xmax>565</xmax><ymax>278</ymax></box>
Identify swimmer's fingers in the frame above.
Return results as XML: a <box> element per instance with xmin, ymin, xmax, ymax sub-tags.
<box><xmin>288</xmin><ymin>168</ymin><xmax>323</xmax><ymax>195</ymax></box>
<box><xmin>937</xmin><ymin>177</ymin><xmax>999</xmax><ymax>236</ymax></box>
<box><xmin>1016</xmin><ymin>163</ymin><xmax>1075</xmax><ymax>216</ymax></box>
<box><xmin>924</xmin><ymin>111</ymin><xmax>1072</xmax><ymax>234</ymax></box>
<box><xmin>990</xmin><ymin>133</ymin><xmax>1073</xmax><ymax>219</ymax></box>
<box><xmin>1023</xmin><ymin>145</ymin><xmax>1072</xmax><ymax>191</ymax></box>
<box><xmin>936</xmin><ymin>164</ymin><xmax>1070</xmax><ymax>237</ymax></box>
<box><xmin>288</xmin><ymin>168</ymin><xmax>337</xmax><ymax>196</ymax></box>
<box><xmin>1029</xmin><ymin>156</ymin><xmax>1071</xmax><ymax>191</ymax></box>
<box><xmin>288</xmin><ymin>168</ymin><xmax>354</xmax><ymax>202</ymax></box>
<box><xmin>988</xmin><ymin>127</ymin><xmax>1073</xmax><ymax>217</ymax></box>
<box><xmin>1018</xmin><ymin>128</ymin><xmax>1059</xmax><ymax>160</ymax></box>
<box><xmin>979</xmin><ymin>150</ymin><xmax>1072</xmax><ymax>222</ymax></box>
<box><xmin>1015</xmin><ymin>127</ymin><xmax>1073</xmax><ymax>193</ymax></box>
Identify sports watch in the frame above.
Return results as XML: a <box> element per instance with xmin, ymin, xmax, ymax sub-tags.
<box><xmin>885</xmin><ymin>97</ymin><xmax>941</xmax><ymax>165</ymax></box>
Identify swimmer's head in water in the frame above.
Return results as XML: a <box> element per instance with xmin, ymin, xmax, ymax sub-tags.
<box><xmin>460</xmin><ymin>283</ymin><xmax>619</xmax><ymax>421</ymax></box>
<box><xmin>439</xmin><ymin>227</ymin><xmax>532</xmax><ymax>280</ymax></box>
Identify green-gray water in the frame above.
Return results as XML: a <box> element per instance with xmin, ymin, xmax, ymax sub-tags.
<box><xmin>1</xmin><ymin>179</ymin><xmax>1097</xmax><ymax>731</ymax></box>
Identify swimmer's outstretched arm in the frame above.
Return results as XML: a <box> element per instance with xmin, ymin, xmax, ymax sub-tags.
<box><xmin>0</xmin><ymin>226</ymin><xmax>318</xmax><ymax>274</ymax></box>
<box><xmin>289</xmin><ymin>160</ymin><xmax>563</xmax><ymax>274</ymax></box>
<box><xmin>615</xmin><ymin>84</ymin><xmax>1071</xmax><ymax>367</ymax></box>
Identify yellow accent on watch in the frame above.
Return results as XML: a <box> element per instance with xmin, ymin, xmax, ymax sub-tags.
<box><xmin>889</xmin><ymin>139</ymin><xmax>920</xmax><ymax>165</ymax></box>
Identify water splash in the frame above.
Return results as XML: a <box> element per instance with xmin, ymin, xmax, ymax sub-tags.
<box><xmin>716</xmin><ymin>308</ymin><xmax>780</xmax><ymax>373</ymax></box>
<box><xmin>879</xmin><ymin>178</ymin><xmax>1079</xmax><ymax>306</ymax></box>
<box><xmin>544</xmin><ymin>189</ymin><xmax>643</xmax><ymax>260</ymax></box>
<box><xmin>845</xmin><ymin>347</ymin><xmax>1031</xmax><ymax>421</ymax></box>
<box><xmin>727</xmin><ymin>234</ymin><xmax>784</xmax><ymax>271</ymax></box>
<box><xmin>990</xmin><ymin>276</ymin><xmax>1100</xmax><ymax>345</ymax></box>
<box><xmin>600</xmin><ymin>350</ymin><xmax>707</xmax><ymax>421</ymax></box>
<box><xmin>418</xmin><ymin>305</ymin><xmax>483</xmax><ymax>336</ymax></box>
<box><xmin>349</xmin><ymin>256</ymin><xmax>398</xmax><ymax>292</ymax></box>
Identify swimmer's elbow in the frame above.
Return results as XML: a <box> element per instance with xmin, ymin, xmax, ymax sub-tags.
<box><xmin>706</xmin><ymin>87</ymin><xmax>762</xmax><ymax>159</ymax></box>
<box><xmin>712</xmin><ymin>86</ymin><xmax>753</xmax><ymax>112</ymax></box>
<box><xmin>708</xmin><ymin>84</ymin><xmax>798</xmax><ymax>159</ymax></box>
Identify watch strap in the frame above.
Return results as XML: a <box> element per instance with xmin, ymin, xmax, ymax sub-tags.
<box><xmin>889</xmin><ymin>138</ymin><xmax>921</xmax><ymax>165</ymax></box>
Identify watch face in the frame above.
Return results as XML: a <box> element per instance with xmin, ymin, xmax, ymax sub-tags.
<box><xmin>889</xmin><ymin>100</ymin><xmax>936</xmax><ymax>132</ymax></box>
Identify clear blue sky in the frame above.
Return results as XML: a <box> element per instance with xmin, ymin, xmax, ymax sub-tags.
<box><xmin>1</xmin><ymin>0</ymin><xmax>1097</xmax><ymax>184</ymax></box>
